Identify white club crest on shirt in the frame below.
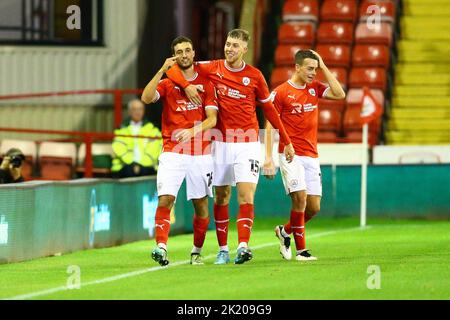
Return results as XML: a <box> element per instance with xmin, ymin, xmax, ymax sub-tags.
<box><xmin>309</xmin><ymin>88</ymin><xmax>316</xmax><ymax>96</ymax></box>
<box><xmin>242</xmin><ymin>77</ymin><xmax>250</xmax><ymax>86</ymax></box>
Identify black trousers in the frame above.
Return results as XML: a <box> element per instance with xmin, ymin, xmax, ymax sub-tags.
<box><xmin>113</xmin><ymin>163</ymin><xmax>156</xmax><ymax>178</ymax></box>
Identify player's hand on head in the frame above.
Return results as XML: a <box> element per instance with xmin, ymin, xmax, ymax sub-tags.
<box><xmin>309</xmin><ymin>50</ymin><xmax>324</xmax><ymax>68</ymax></box>
<box><xmin>185</xmin><ymin>85</ymin><xmax>203</xmax><ymax>106</ymax></box>
<box><xmin>284</xmin><ymin>144</ymin><xmax>295</xmax><ymax>163</ymax></box>
<box><xmin>263</xmin><ymin>159</ymin><xmax>276</xmax><ymax>180</ymax></box>
<box><xmin>160</xmin><ymin>57</ymin><xmax>178</xmax><ymax>73</ymax></box>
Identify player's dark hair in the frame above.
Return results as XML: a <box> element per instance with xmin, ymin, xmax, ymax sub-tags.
<box><xmin>171</xmin><ymin>36</ymin><xmax>194</xmax><ymax>54</ymax></box>
<box><xmin>227</xmin><ymin>29</ymin><xmax>250</xmax><ymax>43</ymax></box>
<box><xmin>295</xmin><ymin>50</ymin><xmax>319</xmax><ymax>66</ymax></box>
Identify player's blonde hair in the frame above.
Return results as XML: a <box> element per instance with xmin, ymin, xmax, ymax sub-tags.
<box><xmin>227</xmin><ymin>29</ymin><xmax>250</xmax><ymax>43</ymax></box>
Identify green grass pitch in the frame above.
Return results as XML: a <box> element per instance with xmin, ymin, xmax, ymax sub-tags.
<box><xmin>0</xmin><ymin>217</ymin><xmax>449</xmax><ymax>300</ymax></box>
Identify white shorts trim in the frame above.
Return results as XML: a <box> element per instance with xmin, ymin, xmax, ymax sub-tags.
<box><xmin>157</xmin><ymin>152</ymin><xmax>214</xmax><ymax>200</ymax></box>
<box><xmin>279</xmin><ymin>154</ymin><xmax>322</xmax><ymax>196</ymax></box>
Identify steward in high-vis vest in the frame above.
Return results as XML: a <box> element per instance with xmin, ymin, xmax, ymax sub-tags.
<box><xmin>111</xmin><ymin>99</ymin><xmax>162</xmax><ymax>178</ymax></box>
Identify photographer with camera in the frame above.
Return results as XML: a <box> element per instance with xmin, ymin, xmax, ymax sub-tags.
<box><xmin>0</xmin><ymin>148</ymin><xmax>25</xmax><ymax>184</ymax></box>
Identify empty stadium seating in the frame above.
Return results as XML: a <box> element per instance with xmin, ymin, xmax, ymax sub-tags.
<box><xmin>355</xmin><ymin>22</ymin><xmax>393</xmax><ymax>46</ymax></box>
<box><xmin>315</xmin><ymin>44</ymin><xmax>351</xmax><ymax>68</ymax></box>
<box><xmin>319</xmin><ymin>107</ymin><xmax>342</xmax><ymax>132</ymax></box>
<box><xmin>270</xmin><ymin>0</ymin><xmax>398</xmax><ymax>145</ymax></box>
<box><xmin>352</xmin><ymin>44</ymin><xmax>390</xmax><ymax>68</ymax></box>
<box><xmin>349</xmin><ymin>67</ymin><xmax>387</xmax><ymax>90</ymax></box>
<box><xmin>278</xmin><ymin>22</ymin><xmax>316</xmax><ymax>45</ymax></box>
<box><xmin>282</xmin><ymin>0</ymin><xmax>319</xmax><ymax>23</ymax></box>
<box><xmin>39</xmin><ymin>142</ymin><xmax>77</xmax><ymax>180</ymax></box>
<box><xmin>270</xmin><ymin>67</ymin><xmax>294</xmax><ymax>89</ymax></box>
<box><xmin>320</xmin><ymin>0</ymin><xmax>358</xmax><ymax>22</ymax></box>
<box><xmin>275</xmin><ymin>44</ymin><xmax>310</xmax><ymax>66</ymax></box>
<box><xmin>76</xmin><ymin>143</ymin><xmax>113</xmax><ymax>177</ymax></box>
<box><xmin>317</xmin><ymin>22</ymin><xmax>354</xmax><ymax>45</ymax></box>
<box><xmin>359</xmin><ymin>0</ymin><xmax>396</xmax><ymax>24</ymax></box>
<box><xmin>315</xmin><ymin>67</ymin><xmax>348</xmax><ymax>90</ymax></box>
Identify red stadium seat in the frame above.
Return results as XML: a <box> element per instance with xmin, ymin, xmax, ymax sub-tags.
<box><xmin>39</xmin><ymin>142</ymin><xmax>76</xmax><ymax>180</ymax></box>
<box><xmin>270</xmin><ymin>67</ymin><xmax>294</xmax><ymax>89</ymax></box>
<box><xmin>346</xmin><ymin>88</ymin><xmax>384</xmax><ymax>108</ymax></box>
<box><xmin>349</xmin><ymin>67</ymin><xmax>387</xmax><ymax>90</ymax></box>
<box><xmin>319</xmin><ymin>98</ymin><xmax>346</xmax><ymax>112</ymax></box>
<box><xmin>320</xmin><ymin>0</ymin><xmax>358</xmax><ymax>22</ymax></box>
<box><xmin>274</xmin><ymin>44</ymin><xmax>311</xmax><ymax>66</ymax></box>
<box><xmin>318</xmin><ymin>107</ymin><xmax>342</xmax><ymax>132</ymax></box>
<box><xmin>359</xmin><ymin>0</ymin><xmax>396</xmax><ymax>24</ymax></box>
<box><xmin>282</xmin><ymin>0</ymin><xmax>319</xmax><ymax>23</ymax></box>
<box><xmin>317</xmin><ymin>22</ymin><xmax>354</xmax><ymax>45</ymax></box>
<box><xmin>352</xmin><ymin>44</ymin><xmax>390</xmax><ymax>68</ymax></box>
<box><xmin>278</xmin><ymin>22</ymin><xmax>315</xmax><ymax>45</ymax></box>
<box><xmin>355</xmin><ymin>22</ymin><xmax>393</xmax><ymax>46</ymax></box>
<box><xmin>315</xmin><ymin>44</ymin><xmax>351</xmax><ymax>68</ymax></box>
<box><xmin>40</xmin><ymin>157</ymin><xmax>74</xmax><ymax>180</ymax></box>
<box><xmin>317</xmin><ymin>131</ymin><xmax>339</xmax><ymax>143</ymax></box>
<box><xmin>315</xmin><ymin>67</ymin><xmax>348</xmax><ymax>90</ymax></box>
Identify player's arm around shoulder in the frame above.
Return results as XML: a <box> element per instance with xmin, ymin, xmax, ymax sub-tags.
<box><xmin>310</xmin><ymin>50</ymin><xmax>346</xmax><ymax>100</ymax></box>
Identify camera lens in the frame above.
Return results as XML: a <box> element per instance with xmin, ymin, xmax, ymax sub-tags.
<box><xmin>10</xmin><ymin>156</ymin><xmax>23</xmax><ymax>168</ymax></box>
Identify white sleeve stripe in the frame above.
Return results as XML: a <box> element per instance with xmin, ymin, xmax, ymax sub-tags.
<box><xmin>322</xmin><ymin>87</ymin><xmax>331</xmax><ymax>98</ymax></box>
<box><xmin>153</xmin><ymin>90</ymin><xmax>161</xmax><ymax>103</ymax></box>
<box><xmin>258</xmin><ymin>96</ymin><xmax>272</xmax><ymax>104</ymax></box>
<box><xmin>205</xmin><ymin>105</ymin><xmax>219</xmax><ymax>111</ymax></box>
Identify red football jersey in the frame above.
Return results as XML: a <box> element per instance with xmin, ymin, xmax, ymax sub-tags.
<box><xmin>272</xmin><ymin>80</ymin><xmax>329</xmax><ymax>158</ymax></box>
<box><xmin>169</xmin><ymin>60</ymin><xmax>273</xmax><ymax>142</ymax></box>
<box><xmin>155</xmin><ymin>71</ymin><xmax>218</xmax><ymax>155</ymax></box>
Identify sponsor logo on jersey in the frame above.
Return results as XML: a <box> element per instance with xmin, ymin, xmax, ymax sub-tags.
<box><xmin>216</xmin><ymin>84</ymin><xmax>247</xmax><ymax>99</ymax></box>
<box><xmin>288</xmin><ymin>95</ymin><xmax>296</xmax><ymax>100</ymax></box>
<box><xmin>242</xmin><ymin>77</ymin><xmax>250</xmax><ymax>86</ymax></box>
<box><xmin>176</xmin><ymin>100</ymin><xmax>200</xmax><ymax>111</ymax></box>
<box><xmin>303</xmin><ymin>103</ymin><xmax>317</xmax><ymax>112</ymax></box>
<box><xmin>291</xmin><ymin>103</ymin><xmax>303</xmax><ymax>114</ymax></box>
<box><xmin>291</xmin><ymin>102</ymin><xmax>317</xmax><ymax>113</ymax></box>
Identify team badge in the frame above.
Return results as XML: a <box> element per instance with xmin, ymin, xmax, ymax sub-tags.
<box><xmin>242</xmin><ymin>77</ymin><xmax>250</xmax><ymax>86</ymax></box>
<box><xmin>290</xmin><ymin>179</ymin><xmax>298</xmax><ymax>188</ymax></box>
<box><xmin>309</xmin><ymin>88</ymin><xmax>316</xmax><ymax>96</ymax></box>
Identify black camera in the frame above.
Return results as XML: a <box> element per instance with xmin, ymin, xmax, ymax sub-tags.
<box><xmin>10</xmin><ymin>155</ymin><xmax>24</xmax><ymax>168</ymax></box>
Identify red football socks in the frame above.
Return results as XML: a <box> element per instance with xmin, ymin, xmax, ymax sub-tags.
<box><xmin>290</xmin><ymin>210</ymin><xmax>305</xmax><ymax>251</ymax></box>
<box><xmin>284</xmin><ymin>211</ymin><xmax>317</xmax><ymax>234</ymax></box>
<box><xmin>237</xmin><ymin>204</ymin><xmax>254</xmax><ymax>245</ymax></box>
<box><xmin>214</xmin><ymin>204</ymin><xmax>229</xmax><ymax>248</ymax></box>
<box><xmin>155</xmin><ymin>207</ymin><xmax>171</xmax><ymax>246</ymax></box>
<box><xmin>193</xmin><ymin>215</ymin><xmax>210</xmax><ymax>249</ymax></box>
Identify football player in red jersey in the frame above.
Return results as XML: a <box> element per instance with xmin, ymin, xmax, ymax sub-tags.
<box><xmin>264</xmin><ymin>50</ymin><xmax>345</xmax><ymax>261</ymax></box>
<box><xmin>141</xmin><ymin>36</ymin><xmax>218</xmax><ymax>266</ymax></box>
<box><xmin>166</xmin><ymin>29</ymin><xmax>295</xmax><ymax>264</ymax></box>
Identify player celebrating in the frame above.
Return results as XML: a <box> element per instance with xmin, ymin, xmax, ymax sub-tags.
<box><xmin>141</xmin><ymin>36</ymin><xmax>218</xmax><ymax>266</ymax></box>
<box><xmin>264</xmin><ymin>50</ymin><xmax>345</xmax><ymax>261</ymax></box>
<box><xmin>167</xmin><ymin>29</ymin><xmax>295</xmax><ymax>265</ymax></box>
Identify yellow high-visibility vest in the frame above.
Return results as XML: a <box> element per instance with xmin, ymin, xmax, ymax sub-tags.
<box><xmin>111</xmin><ymin>121</ymin><xmax>162</xmax><ymax>172</ymax></box>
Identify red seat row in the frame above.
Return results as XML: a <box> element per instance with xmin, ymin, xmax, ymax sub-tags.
<box><xmin>278</xmin><ymin>21</ymin><xmax>393</xmax><ymax>46</ymax></box>
<box><xmin>271</xmin><ymin>65</ymin><xmax>387</xmax><ymax>91</ymax></box>
<box><xmin>282</xmin><ymin>0</ymin><xmax>396</xmax><ymax>24</ymax></box>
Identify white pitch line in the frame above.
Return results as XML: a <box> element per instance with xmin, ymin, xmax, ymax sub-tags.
<box><xmin>4</xmin><ymin>226</ymin><xmax>367</xmax><ymax>300</ymax></box>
